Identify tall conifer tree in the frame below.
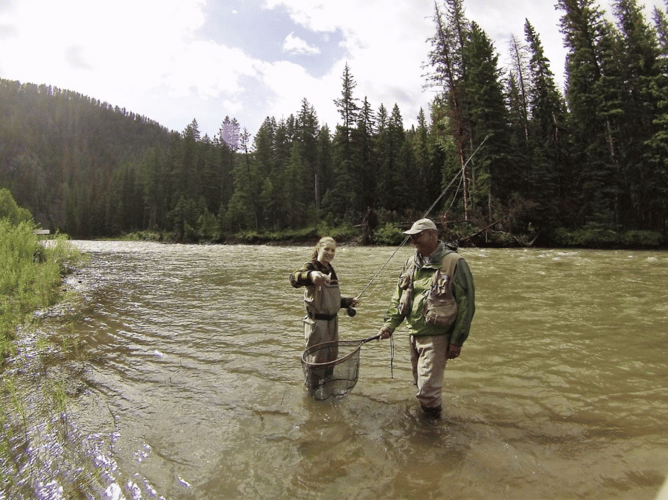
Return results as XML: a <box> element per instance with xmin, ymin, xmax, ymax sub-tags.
<box><xmin>612</xmin><ymin>0</ymin><xmax>667</xmax><ymax>230</ymax></box>
<box><xmin>557</xmin><ymin>0</ymin><xmax>619</xmax><ymax>228</ymax></box>
<box><xmin>464</xmin><ymin>22</ymin><xmax>514</xmax><ymax>218</ymax></box>
<box><xmin>525</xmin><ymin>19</ymin><xmax>570</xmax><ymax>229</ymax></box>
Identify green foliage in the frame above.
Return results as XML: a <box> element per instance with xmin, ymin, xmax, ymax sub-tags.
<box><xmin>230</xmin><ymin>223</ymin><xmax>359</xmax><ymax>244</ymax></box>
<box><xmin>552</xmin><ymin>226</ymin><xmax>664</xmax><ymax>248</ymax></box>
<box><xmin>113</xmin><ymin>231</ymin><xmax>164</xmax><ymax>241</ymax></box>
<box><xmin>374</xmin><ymin>223</ymin><xmax>405</xmax><ymax>246</ymax></box>
<box><xmin>0</xmin><ymin>188</ymin><xmax>33</xmax><ymax>225</ymax></box>
<box><xmin>2</xmin><ymin>0</ymin><xmax>668</xmax><ymax>247</ymax></box>
<box><xmin>620</xmin><ymin>230</ymin><xmax>664</xmax><ymax>247</ymax></box>
<box><xmin>0</xmin><ymin>218</ymin><xmax>80</xmax><ymax>357</ymax></box>
<box><xmin>0</xmin><ymin>79</ymin><xmax>172</xmax><ymax>237</ymax></box>
<box><xmin>323</xmin><ymin>222</ymin><xmax>360</xmax><ymax>241</ymax></box>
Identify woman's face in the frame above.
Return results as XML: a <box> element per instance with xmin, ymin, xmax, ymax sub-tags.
<box><xmin>317</xmin><ymin>241</ymin><xmax>336</xmax><ymax>265</ymax></box>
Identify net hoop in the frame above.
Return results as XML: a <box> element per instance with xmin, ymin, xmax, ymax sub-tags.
<box><xmin>300</xmin><ymin>335</ymin><xmax>379</xmax><ymax>400</ymax></box>
<box><xmin>301</xmin><ymin>339</ymin><xmax>363</xmax><ymax>369</ymax></box>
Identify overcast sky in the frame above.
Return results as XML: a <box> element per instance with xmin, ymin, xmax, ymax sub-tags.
<box><xmin>1</xmin><ymin>0</ymin><xmax>665</xmax><ymax>139</ymax></box>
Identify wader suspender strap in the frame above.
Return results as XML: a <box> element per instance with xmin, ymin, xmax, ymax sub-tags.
<box><xmin>441</xmin><ymin>253</ymin><xmax>461</xmax><ymax>284</ymax></box>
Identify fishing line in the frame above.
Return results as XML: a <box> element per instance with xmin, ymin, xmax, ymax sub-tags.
<box><xmin>354</xmin><ymin>134</ymin><xmax>489</xmax><ymax>303</ymax></box>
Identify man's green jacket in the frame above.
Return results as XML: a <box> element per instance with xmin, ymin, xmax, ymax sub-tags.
<box><xmin>383</xmin><ymin>242</ymin><xmax>475</xmax><ymax>346</ymax></box>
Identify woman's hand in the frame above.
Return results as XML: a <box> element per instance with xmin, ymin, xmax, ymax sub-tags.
<box><xmin>309</xmin><ymin>271</ymin><xmax>331</xmax><ymax>286</ymax></box>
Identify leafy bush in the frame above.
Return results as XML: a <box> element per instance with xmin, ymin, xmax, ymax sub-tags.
<box><xmin>374</xmin><ymin>223</ymin><xmax>405</xmax><ymax>246</ymax></box>
<box><xmin>231</xmin><ymin>223</ymin><xmax>359</xmax><ymax>244</ymax></box>
<box><xmin>237</xmin><ymin>230</ymin><xmax>261</xmax><ymax>243</ymax></box>
<box><xmin>552</xmin><ymin>227</ymin><xmax>664</xmax><ymax>248</ymax></box>
<box><xmin>325</xmin><ymin>222</ymin><xmax>359</xmax><ymax>241</ymax></box>
<box><xmin>0</xmin><ymin>188</ymin><xmax>33</xmax><ymax>225</ymax></box>
<box><xmin>620</xmin><ymin>230</ymin><xmax>663</xmax><ymax>247</ymax></box>
<box><xmin>0</xmin><ymin>220</ymin><xmax>80</xmax><ymax>356</ymax></box>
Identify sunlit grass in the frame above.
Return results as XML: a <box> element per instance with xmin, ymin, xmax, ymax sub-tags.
<box><xmin>0</xmin><ymin>219</ymin><xmax>81</xmax><ymax>358</ymax></box>
<box><xmin>0</xmin><ymin>220</ymin><xmax>86</xmax><ymax>494</ymax></box>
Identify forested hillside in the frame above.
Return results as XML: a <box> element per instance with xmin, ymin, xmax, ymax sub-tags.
<box><xmin>0</xmin><ymin>79</ymin><xmax>173</xmax><ymax>235</ymax></box>
<box><xmin>1</xmin><ymin>0</ymin><xmax>668</xmax><ymax>247</ymax></box>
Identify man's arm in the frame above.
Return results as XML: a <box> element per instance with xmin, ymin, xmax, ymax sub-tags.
<box><xmin>449</xmin><ymin>258</ymin><xmax>475</xmax><ymax>346</ymax></box>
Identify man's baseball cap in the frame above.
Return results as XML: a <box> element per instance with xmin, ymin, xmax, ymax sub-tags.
<box><xmin>403</xmin><ymin>218</ymin><xmax>437</xmax><ymax>235</ymax></box>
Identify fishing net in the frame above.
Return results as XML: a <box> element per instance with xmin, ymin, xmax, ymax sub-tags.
<box><xmin>301</xmin><ymin>335</ymin><xmax>378</xmax><ymax>400</ymax></box>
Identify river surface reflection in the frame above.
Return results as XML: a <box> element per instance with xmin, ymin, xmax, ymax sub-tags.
<box><xmin>14</xmin><ymin>242</ymin><xmax>668</xmax><ymax>498</ymax></box>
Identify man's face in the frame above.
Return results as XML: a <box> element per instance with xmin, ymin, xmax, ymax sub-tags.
<box><xmin>410</xmin><ymin>230</ymin><xmax>438</xmax><ymax>256</ymax></box>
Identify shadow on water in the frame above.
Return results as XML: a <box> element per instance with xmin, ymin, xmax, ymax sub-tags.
<box><xmin>199</xmin><ymin>389</ymin><xmax>474</xmax><ymax>500</ymax></box>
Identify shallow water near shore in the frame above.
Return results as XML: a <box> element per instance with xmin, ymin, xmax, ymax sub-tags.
<box><xmin>4</xmin><ymin>241</ymin><xmax>668</xmax><ymax>499</ymax></box>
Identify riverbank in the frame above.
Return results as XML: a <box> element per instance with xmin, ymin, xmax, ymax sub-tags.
<box><xmin>114</xmin><ymin>223</ymin><xmax>667</xmax><ymax>250</ymax></box>
<box><xmin>0</xmin><ymin>221</ymin><xmax>82</xmax><ymax>359</ymax></box>
<box><xmin>0</xmin><ymin>226</ymin><xmax>93</xmax><ymax>497</ymax></box>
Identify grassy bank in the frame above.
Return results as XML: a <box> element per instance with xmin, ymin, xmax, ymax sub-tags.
<box><xmin>0</xmin><ymin>220</ymin><xmax>80</xmax><ymax>358</ymax></box>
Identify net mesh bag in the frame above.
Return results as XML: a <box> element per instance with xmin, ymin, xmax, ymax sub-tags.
<box><xmin>301</xmin><ymin>339</ymin><xmax>365</xmax><ymax>400</ymax></box>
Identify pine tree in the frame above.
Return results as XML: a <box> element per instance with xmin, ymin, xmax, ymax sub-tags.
<box><xmin>388</xmin><ymin>104</ymin><xmax>412</xmax><ymax>210</ymax></box>
<box><xmin>296</xmin><ymin>99</ymin><xmax>320</xmax><ymax>223</ymax></box>
<box><xmin>656</xmin><ymin>5</ymin><xmax>668</xmax><ymax>57</ymax></box>
<box><xmin>507</xmin><ymin>34</ymin><xmax>531</xmax><ymax>148</ymax></box>
<box><xmin>557</xmin><ymin>0</ymin><xmax>619</xmax><ymax>228</ymax></box>
<box><xmin>333</xmin><ymin>63</ymin><xmax>360</xmax><ymax>134</ymax></box>
<box><xmin>252</xmin><ymin>118</ymin><xmax>277</xmax><ymax>228</ymax></box>
<box><xmin>413</xmin><ymin>107</ymin><xmax>441</xmax><ymax>207</ymax></box>
<box><xmin>374</xmin><ymin>103</ymin><xmax>396</xmax><ymax>210</ymax></box>
<box><xmin>425</xmin><ymin>0</ymin><xmax>474</xmax><ymax>220</ymax></box>
<box><xmin>464</xmin><ymin>22</ymin><xmax>514</xmax><ymax>218</ymax></box>
<box><xmin>353</xmin><ymin>97</ymin><xmax>376</xmax><ymax>212</ymax></box>
<box><xmin>611</xmin><ymin>0</ymin><xmax>667</xmax><ymax>230</ymax></box>
<box><xmin>525</xmin><ymin>19</ymin><xmax>570</xmax><ymax>230</ymax></box>
<box><xmin>315</xmin><ymin>125</ymin><xmax>334</xmax><ymax>216</ymax></box>
<box><xmin>331</xmin><ymin>63</ymin><xmax>361</xmax><ymax>221</ymax></box>
<box><xmin>140</xmin><ymin>147</ymin><xmax>168</xmax><ymax>230</ymax></box>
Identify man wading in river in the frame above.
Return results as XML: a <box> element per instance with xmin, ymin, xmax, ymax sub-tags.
<box><xmin>378</xmin><ymin>218</ymin><xmax>475</xmax><ymax>418</ymax></box>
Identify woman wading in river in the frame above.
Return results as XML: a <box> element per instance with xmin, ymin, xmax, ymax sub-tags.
<box><xmin>289</xmin><ymin>237</ymin><xmax>359</xmax><ymax>387</ymax></box>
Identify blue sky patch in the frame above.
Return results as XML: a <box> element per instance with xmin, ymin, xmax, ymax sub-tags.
<box><xmin>198</xmin><ymin>1</ymin><xmax>345</xmax><ymax>78</ymax></box>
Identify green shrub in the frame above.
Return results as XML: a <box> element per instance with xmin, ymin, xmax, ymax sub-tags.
<box><xmin>237</xmin><ymin>230</ymin><xmax>261</xmax><ymax>243</ymax></box>
<box><xmin>374</xmin><ymin>223</ymin><xmax>405</xmax><ymax>246</ymax></box>
<box><xmin>0</xmin><ymin>188</ymin><xmax>33</xmax><ymax>225</ymax></box>
<box><xmin>325</xmin><ymin>222</ymin><xmax>359</xmax><ymax>241</ymax></box>
<box><xmin>620</xmin><ymin>230</ymin><xmax>663</xmax><ymax>247</ymax></box>
<box><xmin>552</xmin><ymin>227</ymin><xmax>664</xmax><ymax>248</ymax></box>
<box><xmin>0</xmin><ymin>220</ymin><xmax>80</xmax><ymax>357</ymax></box>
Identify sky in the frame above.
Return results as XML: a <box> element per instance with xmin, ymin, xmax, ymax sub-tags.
<box><xmin>0</xmin><ymin>0</ymin><xmax>665</xmax><ymax>139</ymax></box>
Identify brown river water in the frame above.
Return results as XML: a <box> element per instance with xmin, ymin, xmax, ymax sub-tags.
<box><xmin>3</xmin><ymin>241</ymin><xmax>668</xmax><ymax>499</ymax></box>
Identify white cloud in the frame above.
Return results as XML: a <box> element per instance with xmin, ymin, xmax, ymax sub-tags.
<box><xmin>263</xmin><ymin>0</ymin><xmax>435</xmax><ymax>127</ymax></box>
<box><xmin>1</xmin><ymin>0</ymin><xmax>666</xmax><ymax>137</ymax></box>
<box><xmin>258</xmin><ymin>59</ymin><xmax>333</xmax><ymax>122</ymax></box>
<box><xmin>0</xmin><ymin>0</ymin><xmax>264</xmax><ymax>133</ymax></box>
<box><xmin>283</xmin><ymin>32</ymin><xmax>321</xmax><ymax>55</ymax></box>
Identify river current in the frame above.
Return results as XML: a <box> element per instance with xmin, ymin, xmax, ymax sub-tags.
<box><xmin>3</xmin><ymin>241</ymin><xmax>668</xmax><ymax>499</ymax></box>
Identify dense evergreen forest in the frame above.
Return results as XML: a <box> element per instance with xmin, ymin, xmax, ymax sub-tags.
<box><xmin>2</xmin><ymin>0</ymin><xmax>668</xmax><ymax>247</ymax></box>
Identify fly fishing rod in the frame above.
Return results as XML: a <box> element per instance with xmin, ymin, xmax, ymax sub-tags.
<box><xmin>353</xmin><ymin>134</ymin><xmax>490</xmax><ymax>304</ymax></box>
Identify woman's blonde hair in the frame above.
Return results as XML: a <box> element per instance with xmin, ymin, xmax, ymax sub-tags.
<box><xmin>311</xmin><ymin>236</ymin><xmax>336</xmax><ymax>260</ymax></box>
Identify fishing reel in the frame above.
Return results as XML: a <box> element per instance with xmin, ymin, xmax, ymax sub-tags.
<box><xmin>347</xmin><ymin>307</ymin><xmax>357</xmax><ymax>317</ymax></box>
